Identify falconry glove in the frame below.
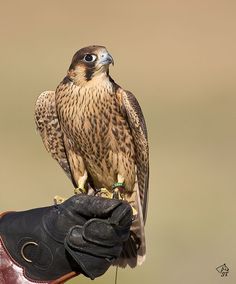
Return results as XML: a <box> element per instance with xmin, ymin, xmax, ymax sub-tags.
<box><xmin>0</xmin><ymin>195</ymin><xmax>132</xmax><ymax>283</ymax></box>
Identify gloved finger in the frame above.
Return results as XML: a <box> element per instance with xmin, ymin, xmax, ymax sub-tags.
<box><xmin>65</xmin><ymin>224</ymin><xmax>123</xmax><ymax>259</ymax></box>
<box><xmin>65</xmin><ymin>234</ymin><xmax>112</xmax><ymax>280</ymax></box>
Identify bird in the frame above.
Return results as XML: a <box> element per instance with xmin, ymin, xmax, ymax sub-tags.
<box><xmin>35</xmin><ymin>45</ymin><xmax>149</xmax><ymax>268</ymax></box>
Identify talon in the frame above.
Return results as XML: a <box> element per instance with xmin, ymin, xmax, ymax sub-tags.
<box><xmin>112</xmin><ymin>189</ymin><xmax>120</xmax><ymax>199</ymax></box>
<box><xmin>112</xmin><ymin>187</ymin><xmax>124</xmax><ymax>199</ymax></box>
<box><xmin>132</xmin><ymin>206</ymin><xmax>138</xmax><ymax>216</ymax></box>
<box><xmin>74</xmin><ymin>187</ymin><xmax>86</xmax><ymax>195</ymax></box>
<box><xmin>112</xmin><ymin>182</ymin><xmax>125</xmax><ymax>200</ymax></box>
<box><xmin>54</xmin><ymin>195</ymin><xmax>65</xmax><ymax>205</ymax></box>
<box><xmin>98</xmin><ymin>188</ymin><xmax>113</xmax><ymax>199</ymax></box>
<box><xmin>76</xmin><ymin>171</ymin><xmax>88</xmax><ymax>195</ymax></box>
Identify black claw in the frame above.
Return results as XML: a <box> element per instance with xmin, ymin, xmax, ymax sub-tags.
<box><xmin>112</xmin><ymin>191</ymin><xmax>119</xmax><ymax>199</ymax></box>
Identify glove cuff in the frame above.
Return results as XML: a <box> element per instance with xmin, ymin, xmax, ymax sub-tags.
<box><xmin>0</xmin><ymin>235</ymin><xmax>78</xmax><ymax>284</ymax></box>
<box><xmin>0</xmin><ymin>210</ymin><xmax>80</xmax><ymax>282</ymax></box>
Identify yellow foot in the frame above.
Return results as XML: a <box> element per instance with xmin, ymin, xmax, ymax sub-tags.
<box><xmin>98</xmin><ymin>188</ymin><xmax>113</xmax><ymax>199</ymax></box>
<box><xmin>112</xmin><ymin>174</ymin><xmax>125</xmax><ymax>199</ymax></box>
<box><xmin>74</xmin><ymin>187</ymin><xmax>86</xmax><ymax>195</ymax></box>
<box><xmin>113</xmin><ymin>173</ymin><xmax>138</xmax><ymax>217</ymax></box>
<box><xmin>54</xmin><ymin>195</ymin><xmax>66</xmax><ymax>205</ymax></box>
<box><xmin>132</xmin><ymin>206</ymin><xmax>138</xmax><ymax>216</ymax></box>
<box><xmin>74</xmin><ymin>171</ymin><xmax>88</xmax><ymax>195</ymax></box>
<box><xmin>112</xmin><ymin>187</ymin><xmax>124</xmax><ymax>199</ymax></box>
<box><xmin>113</xmin><ymin>189</ymin><xmax>137</xmax><ymax>217</ymax></box>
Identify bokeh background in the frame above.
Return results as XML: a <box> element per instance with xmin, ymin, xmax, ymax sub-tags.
<box><xmin>0</xmin><ymin>1</ymin><xmax>236</xmax><ymax>283</ymax></box>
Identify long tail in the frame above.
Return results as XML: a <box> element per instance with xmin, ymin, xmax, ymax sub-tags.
<box><xmin>114</xmin><ymin>183</ymin><xmax>146</xmax><ymax>268</ymax></box>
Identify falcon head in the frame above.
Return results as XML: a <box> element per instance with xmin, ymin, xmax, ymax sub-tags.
<box><xmin>68</xmin><ymin>45</ymin><xmax>114</xmax><ymax>84</ymax></box>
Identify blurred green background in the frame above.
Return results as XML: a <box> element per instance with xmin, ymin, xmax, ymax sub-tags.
<box><xmin>0</xmin><ymin>1</ymin><xmax>236</xmax><ymax>283</ymax></box>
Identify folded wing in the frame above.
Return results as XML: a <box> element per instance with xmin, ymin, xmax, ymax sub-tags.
<box><xmin>35</xmin><ymin>91</ymin><xmax>76</xmax><ymax>186</ymax></box>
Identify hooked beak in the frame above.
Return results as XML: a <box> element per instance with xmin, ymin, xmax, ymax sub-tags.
<box><xmin>100</xmin><ymin>53</ymin><xmax>114</xmax><ymax>66</ymax></box>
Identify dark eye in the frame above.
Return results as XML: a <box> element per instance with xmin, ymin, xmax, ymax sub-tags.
<box><xmin>84</xmin><ymin>54</ymin><xmax>96</xmax><ymax>62</ymax></box>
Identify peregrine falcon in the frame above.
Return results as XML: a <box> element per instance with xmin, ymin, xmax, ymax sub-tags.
<box><xmin>35</xmin><ymin>46</ymin><xmax>149</xmax><ymax>267</ymax></box>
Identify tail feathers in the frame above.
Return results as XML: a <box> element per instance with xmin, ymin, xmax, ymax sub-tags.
<box><xmin>115</xmin><ymin>230</ymin><xmax>146</xmax><ymax>268</ymax></box>
<box><xmin>114</xmin><ymin>183</ymin><xmax>146</xmax><ymax>268</ymax></box>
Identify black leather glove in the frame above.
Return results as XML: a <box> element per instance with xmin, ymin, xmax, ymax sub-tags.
<box><xmin>0</xmin><ymin>195</ymin><xmax>132</xmax><ymax>282</ymax></box>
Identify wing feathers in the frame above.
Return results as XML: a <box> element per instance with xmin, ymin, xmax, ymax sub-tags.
<box><xmin>35</xmin><ymin>91</ymin><xmax>75</xmax><ymax>184</ymax></box>
<box><xmin>119</xmin><ymin>89</ymin><xmax>149</xmax><ymax>223</ymax></box>
<box><xmin>114</xmin><ymin>88</ymin><xmax>149</xmax><ymax>267</ymax></box>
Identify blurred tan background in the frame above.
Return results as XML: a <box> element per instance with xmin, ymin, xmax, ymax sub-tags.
<box><xmin>0</xmin><ymin>0</ymin><xmax>236</xmax><ymax>283</ymax></box>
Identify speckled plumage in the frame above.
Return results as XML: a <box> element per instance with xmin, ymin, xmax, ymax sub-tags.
<box><xmin>35</xmin><ymin>46</ymin><xmax>149</xmax><ymax>267</ymax></box>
